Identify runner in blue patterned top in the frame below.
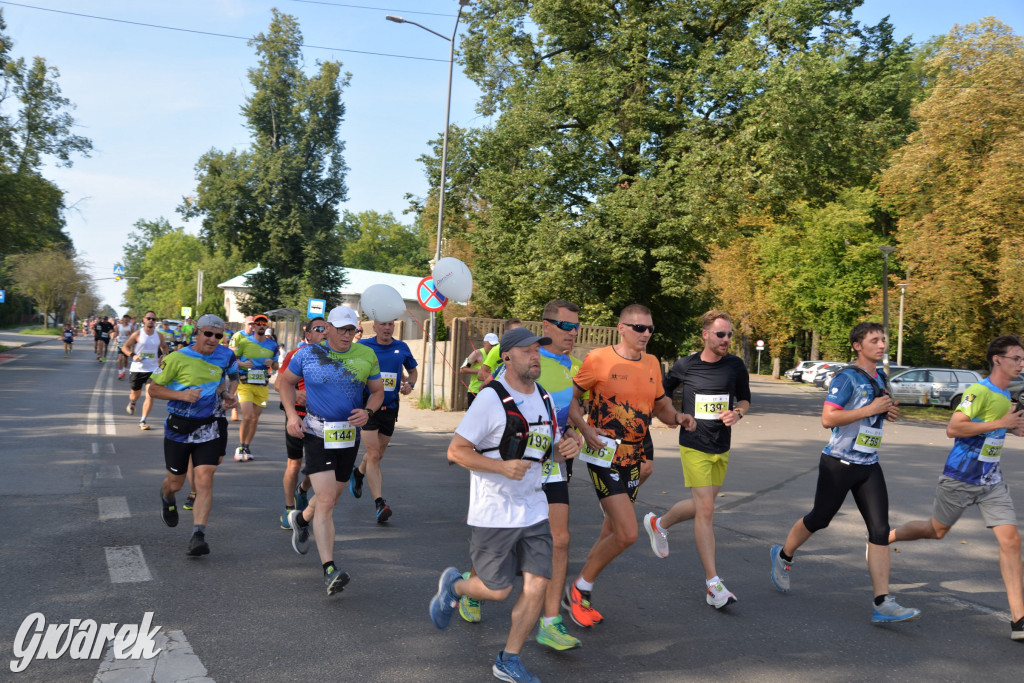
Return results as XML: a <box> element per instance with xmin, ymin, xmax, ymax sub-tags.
<box><xmin>890</xmin><ymin>334</ymin><xmax>1024</xmax><ymax>640</ymax></box>
<box><xmin>149</xmin><ymin>314</ymin><xmax>239</xmax><ymax>558</ymax></box>
<box><xmin>349</xmin><ymin>318</ymin><xmax>419</xmax><ymax>524</ymax></box>
<box><xmin>278</xmin><ymin>306</ymin><xmax>385</xmax><ymax>596</ymax></box>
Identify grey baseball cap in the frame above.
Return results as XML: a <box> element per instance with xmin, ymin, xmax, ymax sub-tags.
<box><xmin>500</xmin><ymin>327</ymin><xmax>550</xmax><ymax>351</ymax></box>
<box><xmin>196</xmin><ymin>314</ymin><xmax>226</xmax><ymax>331</ymax></box>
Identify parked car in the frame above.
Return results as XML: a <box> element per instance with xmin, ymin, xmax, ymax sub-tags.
<box><xmin>888</xmin><ymin>367</ymin><xmax>982</xmax><ymax>408</ymax></box>
<box><xmin>1008</xmin><ymin>373</ymin><xmax>1024</xmax><ymax>402</ymax></box>
<box><xmin>800</xmin><ymin>361</ymin><xmax>836</xmax><ymax>383</ymax></box>
<box><xmin>821</xmin><ymin>363</ymin><xmax>850</xmax><ymax>391</ymax></box>
<box><xmin>811</xmin><ymin>362</ymin><xmax>846</xmax><ymax>388</ymax></box>
<box><xmin>787</xmin><ymin>361</ymin><xmax>820</xmax><ymax>381</ymax></box>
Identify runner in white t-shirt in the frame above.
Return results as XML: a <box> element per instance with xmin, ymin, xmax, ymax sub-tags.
<box><xmin>115</xmin><ymin>315</ymin><xmax>135</xmax><ymax>380</ymax></box>
<box><xmin>428</xmin><ymin>328</ymin><xmax>580</xmax><ymax>683</ymax></box>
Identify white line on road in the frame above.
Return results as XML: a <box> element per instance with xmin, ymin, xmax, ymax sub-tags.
<box><xmin>104</xmin><ymin>546</ymin><xmax>152</xmax><ymax>583</ymax></box>
<box><xmin>94</xmin><ymin>629</ymin><xmax>213</xmax><ymax>682</ymax></box>
<box><xmin>92</xmin><ymin>442</ymin><xmax>100</xmax><ymax>455</ymax></box>
<box><xmin>96</xmin><ymin>465</ymin><xmax>122</xmax><ymax>480</ymax></box>
<box><xmin>86</xmin><ymin>362</ymin><xmax>111</xmax><ymax>435</ymax></box>
<box><xmin>98</xmin><ymin>497</ymin><xmax>130</xmax><ymax>521</ymax></box>
<box><xmin>103</xmin><ymin>365</ymin><xmax>117</xmax><ymax>436</ymax></box>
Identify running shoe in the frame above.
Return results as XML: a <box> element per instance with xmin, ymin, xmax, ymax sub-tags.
<box><xmin>643</xmin><ymin>512</ymin><xmax>669</xmax><ymax>558</ymax></box>
<box><xmin>458</xmin><ymin>571</ymin><xmax>481</xmax><ymax>623</ymax></box>
<box><xmin>429</xmin><ymin>567</ymin><xmax>461</xmax><ymax>630</ymax></box>
<box><xmin>280</xmin><ymin>509</ymin><xmax>293</xmax><ymax>530</ymax></box>
<box><xmin>706</xmin><ymin>579</ymin><xmax>737</xmax><ymax>609</ymax></box>
<box><xmin>187</xmin><ymin>531</ymin><xmax>209</xmax><ymax>556</ymax></box>
<box><xmin>234</xmin><ymin>445</ymin><xmax>251</xmax><ymax>462</ymax></box>
<box><xmin>349</xmin><ymin>467</ymin><xmax>364</xmax><ymax>499</ymax></box>
<box><xmin>324</xmin><ymin>566</ymin><xmax>350</xmax><ymax>596</ymax></box>
<box><xmin>871</xmin><ymin>595</ymin><xmax>920</xmax><ymax>623</ymax></box>
<box><xmin>562</xmin><ymin>583</ymin><xmax>603</xmax><ymax>628</ymax></box>
<box><xmin>118</xmin><ymin>370</ymin><xmax>125</xmax><ymax>380</ymax></box>
<box><xmin>183</xmin><ymin>492</ymin><xmax>196</xmax><ymax>511</ymax></box>
<box><xmin>139</xmin><ymin>421</ymin><xmax>150</xmax><ymax>431</ymax></box>
<box><xmin>769</xmin><ymin>545</ymin><xmax>790</xmax><ymax>592</ymax></box>
<box><xmin>126</xmin><ymin>402</ymin><xmax>136</xmax><ymax>416</ymax></box>
<box><xmin>1011</xmin><ymin>616</ymin><xmax>1024</xmax><ymax>641</ymax></box>
<box><xmin>536</xmin><ymin>615</ymin><xmax>581</xmax><ymax>651</ymax></box>
<box><xmin>492</xmin><ymin>652</ymin><xmax>540</xmax><ymax>683</ymax></box>
<box><xmin>295</xmin><ymin>485</ymin><xmax>309</xmax><ymax>512</ymax></box>
<box><xmin>288</xmin><ymin>510</ymin><xmax>310</xmax><ymax>554</ymax></box>
<box><xmin>160</xmin><ymin>493</ymin><xmax>178</xmax><ymax>527</ymax></box>
<box><xmin>375</xmin><ymin>499</ymin><xmax>392</xmax><ymax>524</ymax></box>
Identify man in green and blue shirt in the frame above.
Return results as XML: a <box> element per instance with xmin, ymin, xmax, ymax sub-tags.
<box><xmin>890</xmin><ymin>334</ymin><xmax>1024</xmax><ymax>640</ymax></box>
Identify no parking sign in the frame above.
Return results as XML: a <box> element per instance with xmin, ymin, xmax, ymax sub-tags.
<box><xmin>416</xmin><ymin>277</ymin><xmax>447</xmax><ymax>312</ymax></box>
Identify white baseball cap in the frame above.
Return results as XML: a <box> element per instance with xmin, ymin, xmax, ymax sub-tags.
<box><xmin>483</xmin><ymin>333</ymin><xmax>499</xmax><ymax>345</ymax></box>
<box><xmin>327</xmin><ymin>306</ymin><xmax>360</xmax><ymax>329</ymax></box>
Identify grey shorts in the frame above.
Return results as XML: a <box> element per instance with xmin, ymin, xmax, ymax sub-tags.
<box><xmin>933</xmin><ymin>476</ymin><xmax>1017</xmax><ymax>528</ymax></box>
<box><xmin>469</xmin><ymin>520</ymin><xmax>552</xmax><ymax>591</ymax></box>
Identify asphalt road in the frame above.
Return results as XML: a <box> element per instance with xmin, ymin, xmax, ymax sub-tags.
<box><xmin>1</xmin><ymin>336</ymin><xmax>1022</xmax><ymax>682</ymax></box>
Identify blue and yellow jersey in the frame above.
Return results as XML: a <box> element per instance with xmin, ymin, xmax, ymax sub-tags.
<box><xmin>288</xmin><ymin>341</ymin><xmax>380</xmax><ymax>423</ymax></box>
<box><xmin>234</xmin><ymin>333</ymin><xmax>279</xmax><ymax>385</ymax></box>
<box><xmin>538</xmin><ymin>347</ymin><xmax>583</xmax><ymax>434</ymax></box>
<box><xmin>822</xmin><ymin>367</ymin><xmax>887</xmax><ymax>465</ymax></box>
<box><xmin>943</xmin><ymin>379</ymin><xmax>1011</xmax><ymax>485</ymax></box>
<box><xmin>151</xmin><ymin>345</ymin><xmax>238</xmax><ymax>442</ymax></box>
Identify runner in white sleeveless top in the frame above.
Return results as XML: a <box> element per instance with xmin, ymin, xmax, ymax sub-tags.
<box><xmin>121</xmin><ymin>311</ymin><xmax>169</xmax><ymax>431</ymax></box>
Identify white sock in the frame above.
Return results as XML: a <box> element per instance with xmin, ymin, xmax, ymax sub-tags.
<box><xmin>655</xmin><ymin>517</ymin><xmax>667</xmax><ymax>534</ymax></box>
<box><xmin>575</xmin><ymin>577</ymin><xmax>594</xmax><ymax>592</ymax></box>
<box><xmin>706</xmin><ymin>576</ymin><xmax>721</xmax><ymax>587</ymax></box>
<box><xmin>541</xmin><ymin>616</ymin><xmax>557</xmax><ymax>627</ymax></box>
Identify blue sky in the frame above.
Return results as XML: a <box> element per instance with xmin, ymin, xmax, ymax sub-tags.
<box><xmin>2</xmin><ymin>0</ymin><xmax>1021</xmax><ymax>314</ymax></box>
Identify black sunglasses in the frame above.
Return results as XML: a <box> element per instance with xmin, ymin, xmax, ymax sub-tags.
<box><xmin>711</xmin><ymin>331</ymin><xmax>734</xmax><ymax>339</ymax></box>
<box><xmin>144</xmin><ymin>316</ymin><xmax>156</xmax><ymax>321</ymax></box>
<box><xmin>310</xmin><ymin>326</ymin><xmax>326</xmax><ymax>333</ymax></box>
<box><xmin>202</xmin><ymin>331</ymin><xmax>224</xmax><ymax>339</ymax></box>
<box><xmin>623</xmin><ymin>323</ymin><xmax>654</xmax><ymax>334</ymax></box>
<box><xmin>544</xmin><ymin>318</ymin><xmax>580</xmax><ymax>331</ymax></box>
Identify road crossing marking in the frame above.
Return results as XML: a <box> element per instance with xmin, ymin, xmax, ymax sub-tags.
<box><xmin>104</xmin><ymin>546</ymin><xmax>152</xmax><ymax>583</ymax></box>
<box><xmin>98</xmin><ymin>497</ymin><xmax>130</xmax><ymax>521</ymax></box>
<box><xmin>96</xmin><ymin>465</ymin><xmax>122</xmax><ymax>480</ymax></box>
<box><xmin>94</xmin><ymin>629</ymin><xmax>213</xmax><ymax>682</ymax></box>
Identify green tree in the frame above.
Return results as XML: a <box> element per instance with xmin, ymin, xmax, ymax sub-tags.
<box><xmin>434</xmin><ymin>1</ymin><xmax>916</xmax><ymax>357</ymax></box>
<box><xmin>7</xmin><ymin>248</ymin><xmax>92</xmax><ymax>327</ymax></box>
<box><xmin>0</xmin><ymin>10</ymin><xmax>90</xmax><ymax>260</ymax></box>
<box><xmin>181</xmin><ymin>10</ymin><xmax>349</xmax><ymax>313</ymax></box>
<box><xmin>879</xmin><ymin>18</ymin><xmax>1024</xmax><ymax>366</ymax></box>
<box><xmin>338</xmin><ymin>210</ymin><xmax>428</xmax><ymax>276</ymax></box>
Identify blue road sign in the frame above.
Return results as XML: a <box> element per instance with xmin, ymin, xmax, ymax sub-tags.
<box><xmin>0</xmin><ymin>289</ymin><xmax>5</xmax><ymax>304</ymax></box>
<box><xmin>113</xmin><ymin>264</ymin><xmax>125</xmax><ymax>276</ymax></box>
<box><xmin>307</xmin><ymin>298</ymin><xmax>327</xmax><ymax>318</ymax></box>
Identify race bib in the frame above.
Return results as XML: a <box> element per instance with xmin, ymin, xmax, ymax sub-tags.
<box><xmin>577</xmin><ymin>434</ymin><xmax>618</xmax><ymax>468</ymax></box>
<box><xmin>323</xmin><ymin>421</ymin><xmax>356</xmax><ymax>450</ymax></box>
<box><xmin>541</xmin><ymin>460</ymin><xmax>566</xmax><ymax>484</ymax></box>
<box><xmin>141</xmin><ymin>352</ymin><xmax>156</xmax><ymax>360</ymax></box>
<box><xmin>523</xmin><ymin>428</ymin><xmax>552</xmax><ymax>462</ymax></box>
<box><xmin>247</xmin><ymin>368</ymin><xmax>267</xmax><ymax>385</ymax></box>
<box><xmin>852</xmin><ymin>425</ymin><xmax>884</xmax><ymax>454</ymax></box>
<box><xmin>380</xmin><ymin>372</ymin><xmax>398</xmax><ymax>391</ymax></box>
<box><xmin>978</xmin><ymin>436</ymin><xmax>1004</xmax><ymax>463</ymax></box>
<box><xmin>100</xmin><ymin>332</ymin><xmax>110</xmax><ymax>340</ymax></box>
<box><xmin>695</xmin><ymin>393</ymin><xmax>730</xmax><ymax>420</ymax></box>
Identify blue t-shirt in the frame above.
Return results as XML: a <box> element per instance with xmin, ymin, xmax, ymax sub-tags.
<box><xmin>538</xmin><ymin>347</ymin><xmax>582</xmax><ymax>434</ymax></box>
<box><xmin>288</xmin><ymin>341</ymin><xmax>381</xmax><ymax>424</ymax></box>
<box><xmin>234</xmin><ymin>332</ymin><xmax>279</xmax><ymax>385</ymax></box>
<box><xmin>942</xmin><ymin>378</ymin><xmax>1011</xmax><ymax>485</ymax></box>
<box><xmin>151</xmin><ymin>345</ymin><xmax>238</xmax><ymax>443</ymax></box>
<box><xmin>359</xmin><ymin>336</ymin><xmax>417</xmax><ymax>410</ymax></box>
<box><xmin>822</xmin><ymin>367</ymin><xmax>887</xmax><ymax>465</ymax></box>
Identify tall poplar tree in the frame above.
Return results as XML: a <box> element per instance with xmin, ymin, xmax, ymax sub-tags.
<box><xmin>181</xmin><ymin>10</ymin><xmax>349</xmax><ymax>313</ymax></box>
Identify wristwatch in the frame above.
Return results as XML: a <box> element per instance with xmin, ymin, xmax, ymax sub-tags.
<box><xmin>735</xmin><ymin>408</ymin><xmax>744</xmax><ymax>419</ymax></box>
<box><xmin>365</xmin><ymin>407</ymin><xmax>375</xmax><ymax>418</ymax></box>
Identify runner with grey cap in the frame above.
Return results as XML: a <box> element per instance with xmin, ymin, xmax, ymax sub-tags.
<box><xmin>148</xmin><ymin>314</ymin><xmax>239</xmax><ymax>557</ymax></box>
<box><xmin>430</xmin><ymin>326</ymin><xmax>580</xmax><ymax>683</ymax></box>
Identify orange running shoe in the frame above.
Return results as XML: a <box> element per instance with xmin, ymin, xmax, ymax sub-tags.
<box><xmin>561</xmin><ymin>583</ymin><xmax>604</xmax><ymax>628</ymax></box>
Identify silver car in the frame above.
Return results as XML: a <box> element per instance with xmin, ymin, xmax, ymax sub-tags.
<box><xmin>889</xmin><ymin>367</ymin><xmax>982</xmax><ymax>409</ymax></box>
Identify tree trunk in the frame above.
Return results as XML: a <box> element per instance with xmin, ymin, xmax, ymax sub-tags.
<box><xmin>772</xmin><ymin>356</ymin><xmax>781</xmax><ymax>379</ymax></box>
<box><xmin>810</xmin><ymin>329</ymin><xmax>820</xmax><ymax>360</ymax></box>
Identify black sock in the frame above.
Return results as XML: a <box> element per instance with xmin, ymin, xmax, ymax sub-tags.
<box><xmin>323</xmin><ymin>561</ymin><xmax>336</xmax><ymax>574</ymax></box>
<box><xmin>285</xmin><ymin>505</ymin><xmax>295</xmax><ymax>511</ymax></box>
<box><xmin>874</xmin><ymin>594</ymin><xmax>888</xmax><ymax>606</ymax></box>
<box><xmin>375</xmin><ymin>497</ymin><xmax>384</xmax><ymax>506</ymax></box>
<box><xmin>294</xmin><ymin>513</ymin><xmax>309</xmax><ymax>528</ymax></box>
<box><xmin>780</xmin><ymin>550</ymin><xmax>793</xmax><ymax>562</ymax></box>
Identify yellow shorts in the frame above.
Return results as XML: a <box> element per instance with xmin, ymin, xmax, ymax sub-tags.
<box><xmin>680</xmin><ymin>446</ymin><xmax>729</xmax><ymax>488</ymax></box>
<box><xmin>237</xmin><ymin>383</ymin><xmax>269</xmax><ymax>408</ymax></box>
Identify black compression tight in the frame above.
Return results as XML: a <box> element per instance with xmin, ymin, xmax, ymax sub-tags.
<box><xmin>802</xmin><ymin>453</ymin><xmax>891</xmax><ymax>546</ymax></box>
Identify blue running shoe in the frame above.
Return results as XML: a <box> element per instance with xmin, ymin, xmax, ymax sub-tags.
<box><xmin>871</xmin><ymin>595</ymin><xmax>921</xmax><ymax>623</ymax></box>
<box><xmin>349</xmin><ymin>468</ymin><xmax>364</xmax><ymax>499</ymax></box>
<box><xmin>281</xmin><ymin>509</ymin><xmax>293</xmax><ymax>530</ymax></box>
<box><xmin>429</xmin><ymin>567</ymin><xmax>461</xmax><ymax>629</ymax></box>
<box><xmin>295</xmin><ymin>486</ymin><xmax>309</xmax><ymax>512</ymax></box>
<box><xmin>492</xmin><ymin>651</ymin><xmax>540</xmax><ymax>683</ymax></box>
<box><xmin>769</xmin><ymin>544</ymin><xmax>790</xmax><ymax>592</ymax></box>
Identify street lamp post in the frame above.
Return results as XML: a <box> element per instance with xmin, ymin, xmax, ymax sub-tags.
<box><xmin>387</xmin><ymin>0</ymin><xmax>471</xmax><ymax>410</ymax></box>
<box><xmin>896</xmin><ymin>282</ymin><xmax>908</xmax><ymax>367</ymax></box>
<box><xmin>879</xmin><ymin>246</ymin><xmax>896</xmax><ymax>376</ymax></box>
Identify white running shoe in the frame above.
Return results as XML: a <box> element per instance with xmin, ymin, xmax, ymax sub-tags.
<box><xmin>643</xmin><ymin>512</ymin><xmax>669</xmax><ymax>558</ymax></box>
<box><xmin>706</xmin><ymin>580</ymin><xmax>737</xmax><ymax>609</ymax></box>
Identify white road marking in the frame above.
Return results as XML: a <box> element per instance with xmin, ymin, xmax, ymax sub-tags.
<box><xmin>104</xmin><ymin>546</ymin><xmax>152</xmax><ymax>583</ymax></box>
<box><xmin>96</xmin><ymin>465</ymin><xmax>122</xmax><ymax>480</ymax></box>
<box><xmin>94</xmin><ymin>629</ymin><xmax>213</xmax><ymax>682</ymax></box>
<box><xmin>103</xmin><ymin>365</ymin><xmax>117</xmax><ymax>435</ymax></box>
<box><xmin>98</xmin><ymin>497</ymin><xmax>130</xmax><ymax>521</ymax></box>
